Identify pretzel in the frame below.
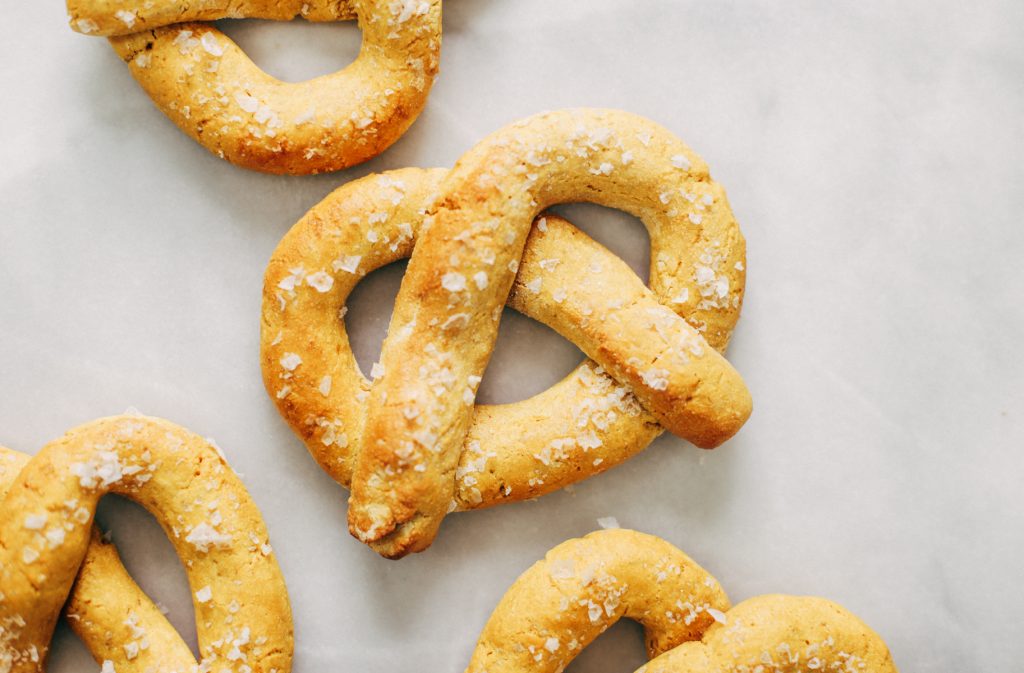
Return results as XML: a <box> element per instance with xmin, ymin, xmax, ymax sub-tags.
<box><xmin>65</xmin><ymin>0</ymin><xmax>441</xmax><ymax>174</ymax></box>
<box><xmin>0</xmin><ymin>415</ymin><xmax>292</xmax><ymax>673</ymax></box>
<box><xmin>466</xmin><ymin>529</ymin><xmax>899</xmax><ymax>673</ymax></box>
<box><xmin>262</xmin><ymin>109</ymin><xmax>752</xmax><ymax>558</ymax></box>
<box><xmin>350</xmin><ymin>109</ymin><xmax>752</xmax><ymax>556</ymax></box>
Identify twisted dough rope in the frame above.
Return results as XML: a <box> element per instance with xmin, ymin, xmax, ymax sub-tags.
<box><xmin>262</xmin><ymin>110</ymin><xmax>750</xmax><ymax>559</ymax></box>
<box><xmin>0</xmin><ymin>415</ymin><xmax>292</xmax><ymax>673</ymax></box>
<box><xmin>466</xmin><ymin>529</ymin><xmax>898</xmax><ymax>673</ymax></box>
<box><xmin>264</xmin><ymin>168</ymin><xmax>685</xmax><ymax>517</ymax></box>
<box><xmin>66</xmin><ymin>0</ymin><xmax>441</xmax><ymax>174</ymax></box>
<box><xmin>341</xmin><ymin>109</ymin><xmax>752</xmax><ymax>556</ymax></box>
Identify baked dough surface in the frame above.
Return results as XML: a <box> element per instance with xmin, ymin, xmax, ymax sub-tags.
<box><xmin>0</xmin><ymin>415</ymin><xmax>292</xmax><ymax>673</ymax></box>
<box><xmin>67</xmin><ymin>0</ymin><xmax>441</xmax><ymax>174</ymax></box>
<box><xmin>467</xmin><ymin>529</ymin><xmax>899</xmax><ymax>673</ymax></box>
<box><xmin>262</xmin><ymin>109</ymin><xmax>751</xmax><ymax>558</ymax></box>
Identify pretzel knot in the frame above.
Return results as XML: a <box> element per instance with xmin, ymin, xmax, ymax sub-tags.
<box><xmin>0</xmin><ymin>415</ymin><xmax>292</xmax><ymax>673</ymax></box>
<box><xmin>261</xmin><ymin>109</ymin><xmax>753</xmax><ymax>558</ymax></box>
<box><xmin>467</xmin><ymin>529</ymin><xmax>898</xmax><ymax>673</ymax></box>
<box><xmin>66</xmin><ymin>0</ymin><xmax>441</xmax><ymax>174</ymax></box>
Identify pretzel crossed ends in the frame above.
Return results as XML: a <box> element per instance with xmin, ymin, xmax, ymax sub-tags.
<box><xmin>66</xmin><ymin>0</ymin><xmax>441</xmax><ymax>174</ymax></box>
<box><xmin>262</xmin><ymin>108</ymin><xmax>754</xmax><ymax>558</ymax></box>
<box><xmin>0</xmin><ymin>418</ymin><xmax>895</xmax><ymax>671</ymax></box>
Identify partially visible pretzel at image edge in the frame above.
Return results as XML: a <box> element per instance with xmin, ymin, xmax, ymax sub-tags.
<box><xmin>0</xmin><ymin>415</ymin><xmax>292</xmax><ymax>673</ymax></box>
<box><xmin>65</xmin><ymin>0</ymin><xmax>441</xmax><ymax>174</ymax></box>
<box><xmin>466</xmin><ymin>529</ymin><xmax>898</xmax><ymax>673</ymax></box>
<box><xmin>261</xmin><ymin>108</ymin><xmax>753</xmax><ymax>559</ymax></box>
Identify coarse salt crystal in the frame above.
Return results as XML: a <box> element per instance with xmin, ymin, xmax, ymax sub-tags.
<box><xmin>441</xmin><ymin>272</ymin><xmax>467</xmax><ymax>292</ymax></box>
<box><xmin>640</xmin><ymin>369</ymin><xmax>670</xmax><ymax>390</ymax></box>
<box><xmin>115</xmin><ymin>9</ymin><xmax>136</xmax><ymax>27</ymax></box>
<box><xmin>75</xmin><ymin>18</ymin><xmax>99</xmax><ymax>33</ymax></box>
<box><xmin>234</xmin><ymin>92</ymin><xmax>259</xmax><ymax>114</ymax></box>
<box><xmin>46</xmin><ymin>528</ymin><xmax>66</xmax><ymax>547</ymax></box>
<box><xmin>277</xmin><ymin>266</ymin><xmax>305</xmax><ymax>292</ymax></box>
<box><xmin>70</xmin><ymin>451</ymin><xmax>127</xmax><ymax>490</ymax></box>
<box><xmin>185</xmin><ymin>523</ymin><xmax>232</xmax><ymax>552</ymax></box>
<box><xmin>200</xmin><ymin>32</ymin><xmax>223</xmax><ymax>56</ymax></box>
<box><xmin>280</xmin><ymin>353</ymin><xmax>302</xmax><ymax>371</ymax></box>
<box><xmin>671</xmin><ymin>154</ymin><xmax>691</xmax><ymax>170</ymax></box>
<box><xmin>173</xmin><ymin>30</ymin><xmax>199</xmax><ymax>54</ymax></box>
<box><xmin>305</xmin><ymin>271</ymin><xmax>334</xmax><ymax>293</ymax></box>
<box><xmin>695</xmin><ymin>266</ymin><xmax>716</xmax><ymax>285</ymax></box>
<box><xmin>334</xmin><ymin>255</ymin><xmax>361</xmax><ymax>274</ymax></box>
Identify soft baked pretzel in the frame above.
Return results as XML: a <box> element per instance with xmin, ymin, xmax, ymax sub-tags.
<box><xmin>467</xmin><ymin>529</ymin><xmax>899</xmax><ymax>673</ymax></box>
<box><xmin>343</xmin><ymin>109</ymin><xmax>752</xmax><ymax>556</ymax></box>
<box><xmin>263</xmin><ymin>169</ymin><xmax>678</xmax><ymax>512</ymax></box>
<box><xmin>0</xmin><ymin>415</ymin><xmax>292</xmax><ymax>673</ymax></box>
<box><xmin>66</xmin><ymin>0</ymin><xmax>441</xmax><ymax>174</ymax></box>
<box><xmin>262</xmin><ymin>109</ymin><xmax>751</xmax><ymax>559</ymax></box>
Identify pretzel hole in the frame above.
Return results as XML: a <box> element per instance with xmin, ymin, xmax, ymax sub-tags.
<box><xmin>476</xmin><ymin>307</ymin><xmax>584</xmax><ymax>405</ymax></box>
<box><xmin>550</xmin><ymin>203</ymin><xmax>652</xmax><ymax>285</ymax></box>
<box><xmin>94</xmin><ymin>495</ymin><xmax>201</xmax><ymax>656</ymax></box>
<box><xmin>215</xmin><ymin>18</ymin><xmax>362</xmax><ymax>83</ymax></box>
<box><xmin>346</xmin><ymin>259</ymin><xmax>407</xmax><ymax>380</ymax></box>
<box><xmin>564</xmin><ymin>619</ymin><xmax>647</xmax><ymax>673</ymax></box>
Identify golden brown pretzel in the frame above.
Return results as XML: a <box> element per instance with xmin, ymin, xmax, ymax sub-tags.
<box><xmin>66</xmin><ymin>0</ymin><xmax>441</xmax><ymax>174</ymax></box>
<box><xmin>0</xmin><ymin>415</ymin><xmax>292</xmax><ymax>673</ymax></box>
<box><xmin>342</xmin><ymin>109</ymin><xmax>751</xmax><ymax>556</ymax></box>
<box><xmin>264</xmin><ymin>169</ymin><xmax>680</xmax><ymax>511</ymax></box>
<box><xmin>466</xmin><ymin>529</ymin><xmax>899</xmax><ymax>673</ymax></box>
<box><xmin>262</xmin><ymin>109</ymin><xmax>751</xmax><ymax>558</ymax></box>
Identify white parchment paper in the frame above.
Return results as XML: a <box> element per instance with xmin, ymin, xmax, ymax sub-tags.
<box><xmin>1</xmin><ymin>1</ymin><xmax>1022</xmax><ymax>670</ymax></box>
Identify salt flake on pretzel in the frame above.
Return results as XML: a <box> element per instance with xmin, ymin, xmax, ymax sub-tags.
<box><xmin>67</xmin><ymin>0</ymin><xmax>441</xmax><ymax>174</ymax></box>
<box><xmin>346</xmin><ymin>109</ymin><xmax>752</xmax><ymax>556</ymax></box>
<box><xmin>0</xmin><ymin>415</ymin><xmax>292</xmax><ymax>673</ymax></box>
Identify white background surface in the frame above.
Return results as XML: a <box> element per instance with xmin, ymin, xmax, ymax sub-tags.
<box><xmin>2</xmin><ymin>1</ymin><xmax>1022</xmax><ymax>670</ymax></box>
